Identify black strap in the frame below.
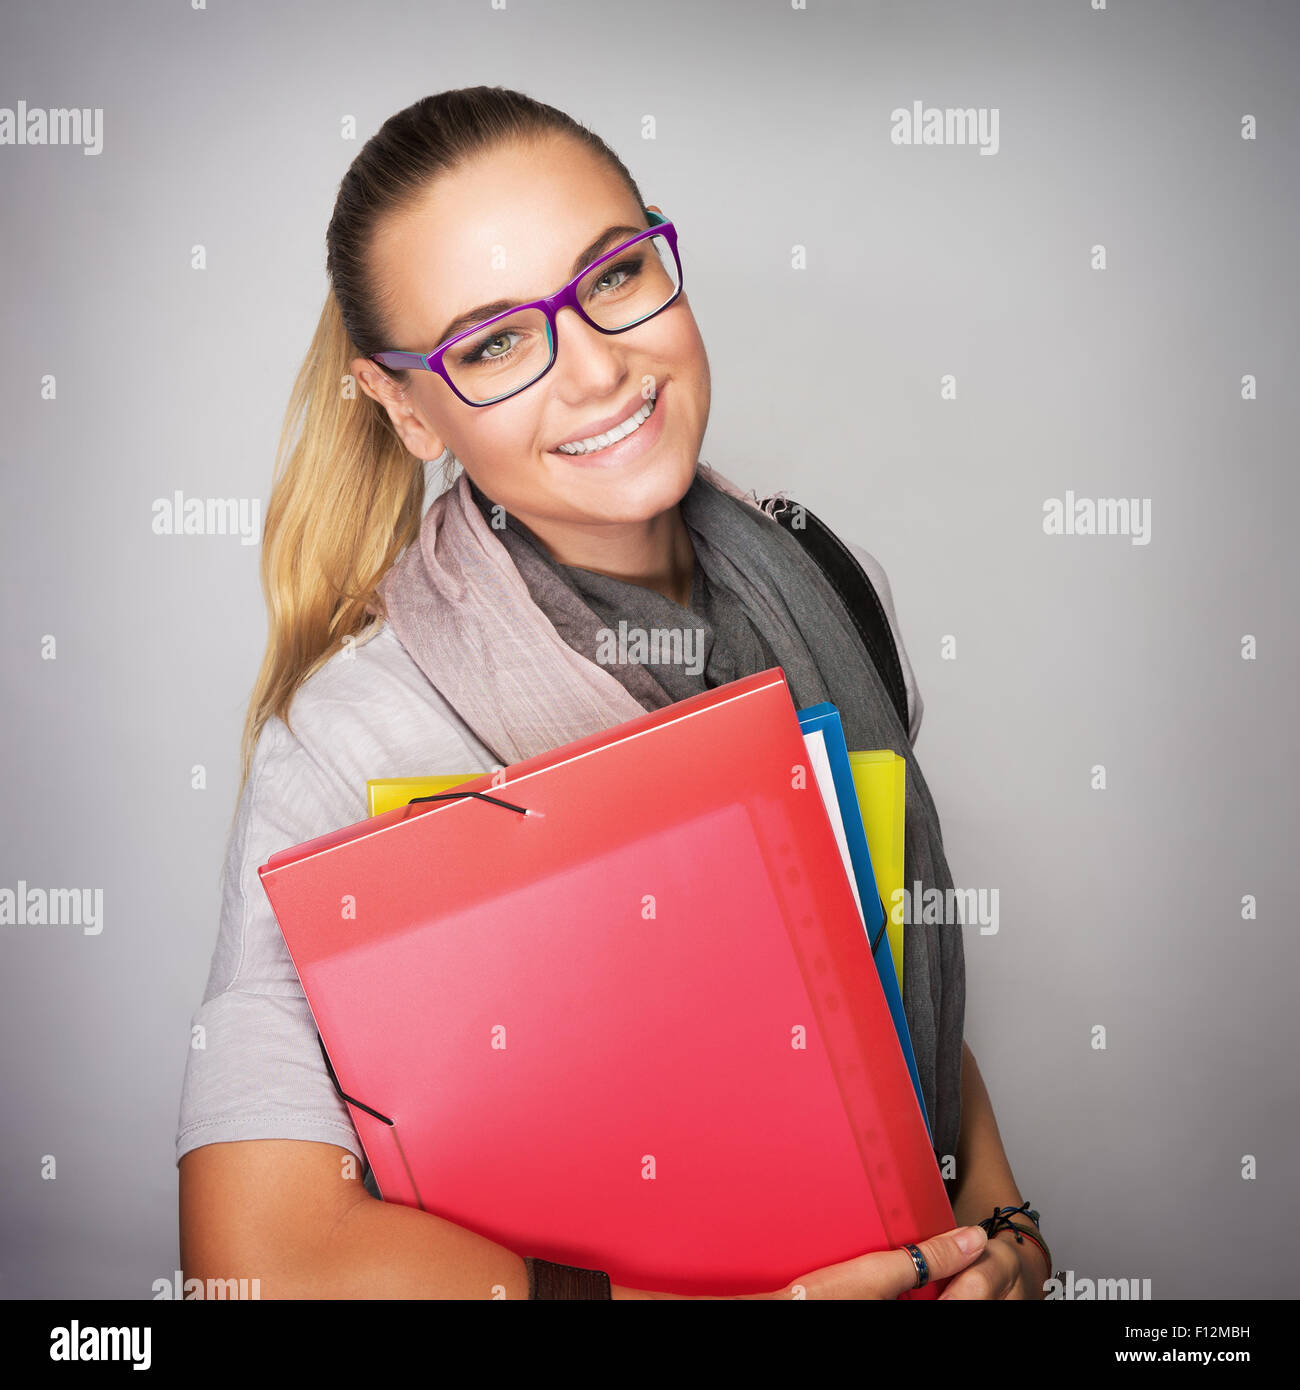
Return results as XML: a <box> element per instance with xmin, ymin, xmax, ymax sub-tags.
<box><xmin>760</xmin><ymin>495</ymin><xmax>911</xmax><ymax>736</ymax></box>
<box><xmin>317</xmin><ymin>1033</ymin><xmax>394</xmax><ymax>1126</ymax></box>
<box><xmin>316</xmin><ymin>790</ymin><xmax>541</xmax><ymax>1127</ymax></box>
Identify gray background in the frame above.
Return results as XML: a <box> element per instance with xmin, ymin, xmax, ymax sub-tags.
<box><xmin>2</xmin><ymin>0</ymin><xmax>1296</xmax><ymax>1300</ymax></box>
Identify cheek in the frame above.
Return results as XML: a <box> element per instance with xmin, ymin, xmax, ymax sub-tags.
<box><xmin>483</xmin><ymin>408</ymin><xmax>541</xmax><ymax>455</ymax></box>
<box><xmin>628</xmin><ymin>313</ymin><xmax>710</xmax><ymax>410</ymax></box>
<box><xmin>437</xmin><ymin>395</ymin><xmax>540</xmax><ymax>465</ymax></box>
<box><xmin>663</xmin><ymin>307</ymin><xmax>708</xmax><ymax>364</ymax></box>
<box><xmin>666</xmin><ymin>316</ymin><xmax>711</xmax><ymax>403</ymax></box>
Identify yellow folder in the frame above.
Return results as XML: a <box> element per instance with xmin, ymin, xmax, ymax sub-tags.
<box><xmin>370</xmin><ymin>760</ymin><xmax>907</xmax><ymax>990</ymax></box>
<box><xmin>366</xmin><ymin>774</ymin><xmax>478</xmax><ymax>818</ymax></box>
<box><xmin>846</xmin><ymin>751</ymin><xmax>906</xmax><ymax>991</ymax></box>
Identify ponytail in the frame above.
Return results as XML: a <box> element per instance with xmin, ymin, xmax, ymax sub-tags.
<box><xmin>236</xmin><ymin>292</ymin><xmax>431</xmax><ymax>804</ymax></box>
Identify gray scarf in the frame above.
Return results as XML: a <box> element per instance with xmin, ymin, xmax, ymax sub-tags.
<box><xmin>472</xmin><ymin>470</ymin><xmax>964</xmax><ymax>1168</ymax></box>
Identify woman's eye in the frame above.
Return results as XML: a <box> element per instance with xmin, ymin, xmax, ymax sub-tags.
<box><xmin>459</xmin><ymin>331</ymin><xmax>518</xmax><ymax>366</ymax></box>
<box><xmin>593</xmin><ymin>256</ymin><xmax>643</xmax><ymax>295</ymax></box>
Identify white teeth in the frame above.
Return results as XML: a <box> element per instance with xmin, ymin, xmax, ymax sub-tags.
<box><xmin>556</xmin><ymin>396</ymin><xmax>655</xmax><ymax>454</ymax></box>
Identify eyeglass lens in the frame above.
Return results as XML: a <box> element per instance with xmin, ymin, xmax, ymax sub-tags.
<box><xmin>444</xmin><ymin>233</ymin><xmax>680</xmax><ymax>404</ymax></box>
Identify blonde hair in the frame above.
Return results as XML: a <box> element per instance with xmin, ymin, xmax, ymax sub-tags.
<box><xmin>237</xmin><ymin>87</ymin><xmax>648</xmax><ymax>806</ymax></box>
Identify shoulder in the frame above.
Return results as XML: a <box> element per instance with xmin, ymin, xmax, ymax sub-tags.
<box><xmin>840</xmin><ymin>537</ymin><xmax>926</xmax><ymax>746</ymax></box>
<box><xmin>273</xmin><ymin>620</ymin><xmax>499</xmax><ymax>796</ymax></box>
<box><xmin>199</xmin><ymin>622</ymin><xmax>499</xmax><ymax>1002</ymax></box>
<box><xmin>218</xmin><ymin>623</ymin><xmax>499</xmax><ymax>968</ymax></box>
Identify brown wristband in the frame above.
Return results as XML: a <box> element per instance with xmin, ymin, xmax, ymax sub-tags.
<box><xmin>523</xmin><ymin>1256</ymin><xmax>612</xmax><ymax>1300</ymax></box>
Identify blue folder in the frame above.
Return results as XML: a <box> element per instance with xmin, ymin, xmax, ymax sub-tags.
<box><xmin>797</xmin><ymin>702</ymin><xmax>930</xmax><ymax>1138</ymax></box>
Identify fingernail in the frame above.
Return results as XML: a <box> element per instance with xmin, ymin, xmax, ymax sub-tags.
<box><xmin>955</xmin><ymin>1226</ymin><xmax>987</xmax><ymax>1255</ymax></box>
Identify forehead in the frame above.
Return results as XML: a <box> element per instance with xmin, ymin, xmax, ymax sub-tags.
<box><xmin>369</xmin><ymin>134</ymin><xmax>643</xmax><ymax>348</ymax></box>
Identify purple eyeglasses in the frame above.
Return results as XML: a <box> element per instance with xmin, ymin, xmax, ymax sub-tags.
<box><xmin>369</xmin><ymin>211</ymin><xmax>682</xmax><ymax>407</ymax></box>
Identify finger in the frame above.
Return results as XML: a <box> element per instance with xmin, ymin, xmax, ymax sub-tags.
<box><xmin>936</xmin><ymin>1261</ymin><xmax>998</xmax><ymax>1301</ymax></box>
<box><xmin>886</xmin><ymin>1225</ymin><xmax>988</xmax><ymax>1298</ymax></box>
<box><xmin>938</xmin><ymin>1241</ymin><xmax>1018</xmax><ymax>1301</ymax></box>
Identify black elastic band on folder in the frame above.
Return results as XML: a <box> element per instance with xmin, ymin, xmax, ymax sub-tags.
<box><xmin>873</xmin><ymin>900</ymin><xmax>895</xmax><ymax>956</ymax></box>
<box><xmin>407</xmin><ymin>790</ymin><xmax>532</xmax><ymax>814</ymax></box>
<box><xmin>317</xmin><ymin>1033</ymin><xmax>394</xmax><ymax>1126</ymax></box>
<box><xmin>313</xmin><ymin>792</ymin><xmax>533</xmax><ymax>1131</ymax></box>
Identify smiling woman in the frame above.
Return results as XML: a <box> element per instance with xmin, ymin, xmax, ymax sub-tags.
<box><xmin>176</xmin><ymin>86</ymin><xmax>1046</xmax><ymax>1303</ymax></box>
<box><xmin>355</xmin><ymin>129</ymin><xmax>709</xmax><ymax>578</ymax></box>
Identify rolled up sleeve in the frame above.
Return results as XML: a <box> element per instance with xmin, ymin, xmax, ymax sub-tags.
<box><xmin>175</xmin><ymin>717</ymin><xmax>368</xmax><ymax>1167</ymax></box>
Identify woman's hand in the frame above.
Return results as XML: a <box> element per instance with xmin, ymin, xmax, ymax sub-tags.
<box><xmin>759</xmin><ymin>1225</ymin><xmax>990</xmax><ymax>1300</ymax></box>
<box><xmin>936</xmin><ymin>1228</ymin><xmax>1050</xmax><ymax>1300</ymax></box>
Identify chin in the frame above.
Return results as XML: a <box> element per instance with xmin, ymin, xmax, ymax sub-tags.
<box><xmin>579</xmin><ymin>450</ymin><xmax>699</xmax><ymax>523</ymax></box>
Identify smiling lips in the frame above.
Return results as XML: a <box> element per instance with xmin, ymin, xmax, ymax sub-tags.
<box><xmin>550</xmin><ymin>387</ymin><xmax>659</xmax><ymax>454</ymax></box>
<box><xmin>553</xmin><ymin>396</ymin><xmax>657</xmax><ymax>455</ymax></box>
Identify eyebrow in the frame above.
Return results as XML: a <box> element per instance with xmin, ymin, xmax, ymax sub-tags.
<box><xmin>432</xmin><ymin>223</ymin><xmax>648</xmax><ymax>348</ymax></box>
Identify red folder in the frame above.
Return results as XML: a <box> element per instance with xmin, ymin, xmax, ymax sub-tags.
<box><xmin>259</xmin><ymin>667</ymin><xmax>953</xmax><ymax>1298</ymax></box>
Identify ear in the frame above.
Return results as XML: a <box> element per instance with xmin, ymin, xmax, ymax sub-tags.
<box><xmin>351</xmin><ymin>356</ymin><xmax>448</xmax><ymax>460</ymax></box>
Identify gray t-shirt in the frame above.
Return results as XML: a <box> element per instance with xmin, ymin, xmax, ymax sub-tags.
<box><xmin>174</xmin><ymin>540</ymin><xmax>925</xmax><ymax>1181</ymax></box>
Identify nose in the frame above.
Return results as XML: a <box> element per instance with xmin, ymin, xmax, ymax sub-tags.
<box><xmin>549</xmin><ymin>303</ymin><xmax>627</xmax><ymax>395</ymax></box>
